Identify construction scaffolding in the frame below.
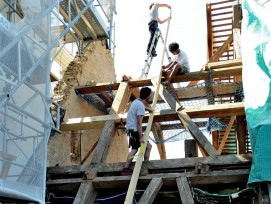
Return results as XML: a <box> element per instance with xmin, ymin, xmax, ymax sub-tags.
<box><xmin>0</xmin><ymin>0</ymin><xmax>59</xmax><ymax>202</ymax></box>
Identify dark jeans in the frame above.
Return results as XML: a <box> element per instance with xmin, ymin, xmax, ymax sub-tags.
<box><xmin>147</xmin><ymin>20</ymin><xmax>158</xmax><ymax>53</ymax></box>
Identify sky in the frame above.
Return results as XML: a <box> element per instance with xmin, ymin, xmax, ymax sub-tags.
<box><xmin>114</xmin><ymin>0</ymin><xmax>208</xmax><ymax>80</ymax></box>
<box><xmin>113</xmin><ymin>1</ymin><xmax>209</xmax><ymax>159</ymax></box>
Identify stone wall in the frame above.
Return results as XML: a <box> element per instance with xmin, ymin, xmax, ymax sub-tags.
<box><xmin>47</xmin><ymin>41</ymin><xmax>128</xmax><ymax>167</ymax></box>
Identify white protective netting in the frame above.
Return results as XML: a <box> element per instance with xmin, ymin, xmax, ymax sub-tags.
<box><xmin>97</xmin><ymin>0</ymin><xmax>115</xmax><ymax>20</ymax></box>
<box><xmin>0</xmin><ymin>0</ymin><xmax>59</xmax><ymax>203</ymax></box>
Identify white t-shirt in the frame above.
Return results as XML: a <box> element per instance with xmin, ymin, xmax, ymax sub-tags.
<box><xmin>126</xmin><ymin>99</ymin><xmax>145</xmax><ymax>131</ymax></box>
<box><xmin>173</xmin><ymin>50</ymin><xmax>190</xmax><ymax>71</ymax></box>
<box><xmin>149</xmin><ymin>6</ymin><xmax>158</xmax><ymax>21</ymax></box>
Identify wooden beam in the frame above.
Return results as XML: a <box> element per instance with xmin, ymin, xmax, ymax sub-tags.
<box><xmin>155</xmin><ymin>84</ymin><xmax>219</xmax><ymax>156</ymax></box>
<box><xmin>92</xmin><ymin>169</ymin><xmax>250</xmax><ymax>189</ymax></box>
<box><xmin>138</xmin><ymin>178</ymin><xmax>163</xmax><ymax>204</ymax></box>
<box><xmin>152</xmin><ymin>123</ymin><xmax>166</xmax><ymax>159</ymax></box>
<box><xmin>60</xmin><ymin>102</ymin><xmax>245</xmax><ymax>131</ymax></box>
<box><xmin>233</xmin><ymin>4</ymin><xmax>242</xmax><ymax>29</ymax></box>
<box><xmin>74</xmin><ymin>66</ymin><xmax>242</xmax><ymax>94</ymax></box>
<box><xmin>80</xmin><ymin>141</ymin><xmax>98</xmax><ymax>165</ymax></box>
<box><xmin>176</xmin><ymin>177</ymin><xmax>195</xmax><ymax>204</ymax></box>
<box><xmin>90</xmin><ymin>121</ymin><xmax>116</xmax><ymax>164</ymax></box>
<box><xmin>47</xmin><ymin>154</ymin><xmax>252</xmax><ymax>177</ymax></box>
<box><xmin>206</xmin><ymin>3</ymin><xmax>213</xmax><ymax>59</ymax></box>
<box><xmin>175</xmin><ymin>110</ymin><xmax>219</xmax><ymax>156</ymax></box>
<box><xmin>91</xmin><ymin>82</ymin><xmax>131</xmax><ymax>164</ymax></box>
<box><xmin>208</xmin><ymin>34</ymin><xmax>233</xmax><ymax>63</ymax></box>
<box><xmin>236</xmin><ymin>116</ymin><xmax>247</xmax><ymax>154</ymax></box>
<box><xmin>218</xmin><ymin>116</ymin><xmax>235</xmax><ymax>154</ymax></box>
<box><xmin>73</xmin><ymin>181</ymin><xmax>97</xmax><ymax>204</ymax></box>
<box><xmin>205</xmin><ymin>59</ymin><xmax>242</xmax><ymax>70</ymax></box>
<box><xmin>110</xmin><ymin>82</ymin><xmax>132</xmax><ymax>114</ymax></box>
<box><xmin>171</xmin><ymin>66</ymin><xmax>241</xmax><ymax>83</ymax></box>
<box><xmin>46</xmin><ymin>169</ymin><xmax>250</xmax><ymax>192</ymax></box>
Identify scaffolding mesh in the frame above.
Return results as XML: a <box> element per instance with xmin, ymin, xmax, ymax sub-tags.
<box><xmin>148</xmin><ymin>81</ymin><xmax>243</xmax><ymax>143</ymax></box>
<box><xmin>0</xmin><ymin>0</ymin><xmax>59</xmax><ymax>203</ymax></box>
<box><xmin>97</xmin><ymin>0</ymin><xmax>115</xmax><ymax>20</ymax></box>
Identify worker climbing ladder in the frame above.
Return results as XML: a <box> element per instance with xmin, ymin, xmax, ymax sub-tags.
<box><xmin>124</xmin><ymin>8</ymin><xmax>172</xmax><ymax>204</ymax></box>
<box><xmin>140</xmin><ymin>28</ymin><xmax>172</xmax><ymax>78</ymax></box>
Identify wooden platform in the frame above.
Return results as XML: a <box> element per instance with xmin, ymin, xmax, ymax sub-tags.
<box><xmin>46</xmin><ymin>154</ymin><xmax>252</xmax><ymax>202</ymax></box>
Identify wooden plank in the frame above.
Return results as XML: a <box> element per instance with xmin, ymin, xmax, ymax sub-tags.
<box><xmin>47</xmin><ymin>154</ymin><xmax>252</xmax><ymax>177</ymax></box>
<box><xmin>74</xmin><ymin>66</ymin><xmax>242</xmax><ymax>94</ymax></box>
<box><xmin>91</xmin><ymin>82</ymin><xmax>131</xmax><ymax>164</ymax></box>
<box><xmin>171</xmin><ymin>66</ymin><xmax>242</xmax><ymax>83</ymax></box>
<box><xmin>154</xmin><ymin>83</ymin><xmax>219</xmax><ymax>156</ymax></box>
<box><xmin>46</xmin><ymin>169</ymin><xmax>249</xmax><ymax>192</ymax></box>
<box><xmin>218</xmin><ymin>116</ymin><xmax>235</xmax><ymax>154</ymax></box>
<box><xmin>176</xmin><ymin>177</ymin><xmax>195</xmax><ymax>204</ymax></box>
<box><xmin>210</xmin><ymin>0</ymin><xmax>236</xmax><ymax>6</ymax></box>
<box><xmin>73</xmin><ymin>181</ymin><xmax>97</xmax><ymax>204</ymax></box>
<box><xmin>60</xmin><ymin>102</ymin><xmax>245</xmax><ymax>131</ymax></box>
<box><xmin>138</xmin><ymin>178</ymin><xmax>163</xmax><ymax>204</ymax></box>
<box><xmin>92</xmin><ymin>169</ymin><xmax>250</xmax><ymax>189</ymax></box>
<box><xmin>205</xmin><ymin>59</ymin><xmax>242</xmax><ymax>70</ymax></box>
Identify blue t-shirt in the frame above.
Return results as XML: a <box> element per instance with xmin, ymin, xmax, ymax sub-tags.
<box><xmin>126</xmin><ymin>99</ymin><xmax>145</xmax><ymax>131</ymax></box>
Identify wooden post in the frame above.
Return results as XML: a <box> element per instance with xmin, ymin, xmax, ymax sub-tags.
<box><xmin>138</xmin><ymin>178</ymin><xmax>163</xmax><ymax>204</ymax></box>
<box><xmin>73</xmin><ymin>181</ymin><xmax>97</xmax><ymax>204</ymax></box>
<box><xmin>185</xmin><ymin>139</ymin><xmax>198</xmax><ymax>158</ymax></box>
<box><xmin>206</xmin><ymin>3</ymin><xmax>213</xmax><ymax>60</ymax></box>
<box><xmin>176</xmin><ymin>177</ymin><xmax>195</xmax><ymax>204</ymax></box>
<box><xmin>233</xmin><ymin>4</ymin><xmax>242</xmax><ymax>62</ymax></box>
<box><xmin>236</xmin><ymin>116</ymin><xmax>246</xmax><ymax>154</ymax></box>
